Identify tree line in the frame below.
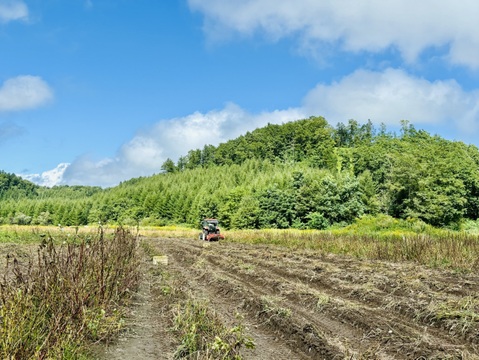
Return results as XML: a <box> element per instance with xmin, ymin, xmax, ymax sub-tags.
<box><xmin>1</xmin><ymin>117</ymin><xmax>479</xmax><ymax>229</ymax></box>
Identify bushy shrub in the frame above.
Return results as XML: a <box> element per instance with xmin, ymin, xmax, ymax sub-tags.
<box><xmin>33</xmin><ymin>211</ymin><xmax>53</xmax><ymax>226</ymax></box>
<box><xmin>11</xmin><ymin>212</ymin><xmax>32</xmax><ymax>225</ymax></box>
<box><xmin>306</xmin><ymin>212</ymin><xmax>330</xmax><ymax>230</ymax></box>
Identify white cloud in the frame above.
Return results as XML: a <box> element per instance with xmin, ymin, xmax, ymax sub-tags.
<box><xmin>140</xmin><ymin>103</ymin><xmax>304</xmax><ymax>160</ymax></box>
<box><xmin>58</xmin><ymin>103</ymin><xmax>304</xmax><ymax>187</ymax></box>
<box><xmin>20</xmin><ymin>163</ymin><xmax>70</xmax><ymax>188</ymax></box>
<box><xmin>0</xmin><ymin>0</ymin><xmax>28</xmax><ymax>23</ymax></box>
<box><xmin>303</xmin><ymin>68</ymin><xmax>479</xmax><ymax>131</ymax></box>
<box><xmin>188</xmin><ymin>0</ymin><xmax>479</xmax><ymax>68</ymax></box>
<box><xmin>0</xmin><ymin>76</ymin><xmax>54</xmax><ymax>112</ymax></box>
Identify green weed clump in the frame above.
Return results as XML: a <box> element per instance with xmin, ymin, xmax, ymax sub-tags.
<box><xmin>260</xmin><ymin>296</ymin><xmax>292</xmax><ymax>319</ymax></box>
<box><xmin>0</xmin><ymin>227</ymin><xmax>140</xmax><ymax>359</ymax></box>
<box><xmin>172</xmin><ymin>298</ymin><xmax>255</xmax><ymax>359</ymax></box>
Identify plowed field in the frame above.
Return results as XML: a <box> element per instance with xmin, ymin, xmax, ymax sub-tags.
<box><xmin>99</xmin><ymin>237</ymin><xmax>479</xmax><ymax>359</ymax></box>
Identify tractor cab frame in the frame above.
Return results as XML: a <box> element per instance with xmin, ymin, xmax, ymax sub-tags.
<box><xmin>199</xmin><ymin>218</ymin><xmax>224</xmax><ymax>241</ymax></box>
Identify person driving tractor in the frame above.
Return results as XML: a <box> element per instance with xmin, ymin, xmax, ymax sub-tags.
<box><xmin>199</xmin><ymin>218</ymin><xmax>224</xmax><ymax>241</ymax></box>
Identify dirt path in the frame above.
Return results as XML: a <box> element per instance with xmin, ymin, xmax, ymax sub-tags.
<box><xmin>98</xmin><ymin>237</ymin><xmax>479</xmax><ymax>359</ymax></box>
<box><xmin>97</xmin><ymin>259</ymin><xmax>176</xmax><ymax>360</ymax></box>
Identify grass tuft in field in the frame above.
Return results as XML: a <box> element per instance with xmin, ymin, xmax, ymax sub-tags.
<box><xmin>260</xmin><ymin>295</ymin><xmax>292</xmax><ymax>320</ymax></box>
<box><xmin>427</xmin><ymin>296</ymin><xmax>479</xmax><ymax>338</ymax></box>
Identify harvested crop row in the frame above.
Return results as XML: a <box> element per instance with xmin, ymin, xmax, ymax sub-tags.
<box><xmin>147</xmin><ymin>238</ymin><xmax>479</xmax><ymax>359</ymax></box>
<box><xmin>219</xmin><ymin>244</ymin><xmax>479</xmax><ymax>344</ymax></box>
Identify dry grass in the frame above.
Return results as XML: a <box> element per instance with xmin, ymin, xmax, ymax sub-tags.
<box><xmin>138</xmin><ymin>226</ymin><xmax>198</xmax><ymax>239</ymax></box>
<box><xmin>8</xmin><ymin>222</ymin><xmax>479</xmax><ymax>272</ymax></box>
<box><xmin>224</xmin><ymin>229</ymin><xmax>479</xmax><ymax>271</ymax></box>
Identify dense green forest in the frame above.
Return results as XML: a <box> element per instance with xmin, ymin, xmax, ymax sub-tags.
<box><xmin>1</xmin><ymin>117</ymin><xmax>479</xmax><ymax>229</ymax></box>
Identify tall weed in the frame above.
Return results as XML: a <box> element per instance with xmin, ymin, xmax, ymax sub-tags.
<box><xmin>0</xmin><ymin>227</ymin><xmax>140</xmax><ymax>359</ymax></box>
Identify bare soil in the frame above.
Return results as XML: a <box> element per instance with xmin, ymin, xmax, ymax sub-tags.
<box><xmin>99</xmin><ymin>237</ymin><xmax>479</xmax><ymax>359</ymax></box>
<box><xmin>2</xmin><ymin>238</ymin><xmax>479</xmax><ymax>359</ymax></box>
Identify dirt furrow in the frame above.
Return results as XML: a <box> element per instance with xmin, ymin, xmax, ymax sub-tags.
<box><xmin>208</xmin><ymin>242</ymin><xmax>479</xmax><ymax>349</ymax></box>
<box><xmin>162</xmin><ymin>240</ymin><xmax>312</xmax><ymax>359</ymax></box>
<box><xmin>99</xmin><ymin>237</ymin><xmax>479</xmax><ymax>360</ymax></box>
<box><xmin>198</xmin><ymin>246</ymin><xmax>473</xmax><ymax>358</ymax></box>
<box><xmin>159</xmin><ymin>241</ymin><xmax>393</xmax><ymax>357</ymax></box>
<box><xmin>165</xmin><ymin>238</ymin><xmax>479</xmax><ymax>358</ymax></box>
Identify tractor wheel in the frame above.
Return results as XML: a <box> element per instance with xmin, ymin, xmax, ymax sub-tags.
<box><xmin>199</xmin><ymin>233</ymin><xmax>202</xmax><ymax>240</ymax></box>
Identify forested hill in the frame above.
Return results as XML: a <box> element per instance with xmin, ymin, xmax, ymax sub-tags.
<box><xmin>161</xmin><ymin>116</ymin><xmax>336</xmax><ymax>172</ymax></box>
<box><xmin>0</xmin><ymin>171</ymin><xmax>39</xmax><ymax>199</ymax></box>
<box><xmin>2</xmin><ymin>116</ymin><xmax>479</xmax><ymax>229</ymax></box>
<box><xmin>0</xmin><ymin>171</ymin><xmax>101</xmax><ymax>201</ymax></box>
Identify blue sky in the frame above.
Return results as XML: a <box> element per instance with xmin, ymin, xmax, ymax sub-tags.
<box><xmin>1</xmin><ymin>0</ymin><xmax>479</xmax><ymax>187</ymax></box>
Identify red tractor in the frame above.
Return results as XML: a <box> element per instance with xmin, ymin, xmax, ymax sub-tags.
<box><xmin>199</xmin><ymin>218</ymin><xmax>225</xmax><ymax>241</ymax></box>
